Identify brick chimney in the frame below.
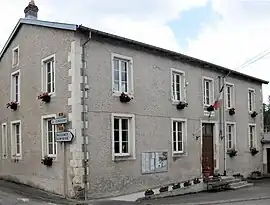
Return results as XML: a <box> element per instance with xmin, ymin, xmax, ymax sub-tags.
<box><xmin>24</xmin><ymin>0</ymin><xmax>39</xmax><ymax>19</ymax></box>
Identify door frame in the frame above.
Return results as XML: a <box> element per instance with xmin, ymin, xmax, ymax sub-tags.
<box><xmin>200</xmin><ymin>120</ymin><xmax>219</xmax><ymax>177</ymax></box>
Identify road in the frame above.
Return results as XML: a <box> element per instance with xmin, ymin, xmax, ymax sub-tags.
<box><xmin>221</xmin><ymin>199</ymin><xmax>270</xmax><ymax>205</ymax></box>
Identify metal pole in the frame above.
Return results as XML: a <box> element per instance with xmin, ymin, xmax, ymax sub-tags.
<box><xmin>82</xmin><ymin>34</ymin><xmax>91</xmax><ymax>200</ymax></box>
<box><xmin>222</xmin><ymin>76</ymin><xmax>227</xmax><ymax>176</ymax></box>
<box><xmin>218</xmin><ymin>76</ymin><xmax>222</xmax><ymax>173</ymax></box>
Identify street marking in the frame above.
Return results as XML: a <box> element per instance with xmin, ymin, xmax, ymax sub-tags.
<box><xmin>17</xmin><ymin>197</ymin><xmax>30</xmax><ymax>202</ymax></box>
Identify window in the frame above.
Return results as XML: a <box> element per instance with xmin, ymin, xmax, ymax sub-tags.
<box><xmin>41</xmin><ymin>115</ymin><xmax>57</xmax><ymax>158</ymax></box>
<box><xmin>248</xmin><ymin>89</ymin><xmax>255</xmax><ymax>112</ymax></box>
<box><xmin>171</xmin><ymin>68</ymin><xmax>185</xmax><ymax>102</ymax></box>
<box><xmin>42</xmin><ymin>55</ymin><xmax>55</xmax><ymax>95</ymax></box>
<box><xmin>12</xmin><ymin>46</ymin><xmax>19</xmax><ymax>67</ymax></box>
<box><xmin>10</xmin><ymin>120</ymin><xmax>22</xmax><ymax>159</ymax></box>
<box><xmin>226</xmin><ymin>83</ymin><xmax>234</xmax><ymax>109</ymax></box>
<box><xmin>203</xmin><ymin>77</ymin><xmax>214</xmax><ymax>106</ymax></box>
<box><xmin>111</xmin><ymin>113</ymin><xmax>135</xmax><ymax>160</ymax></box>
<box><xmin>172</xmin><ymin>119</ymin><xmax>187</xmax><ymax>155</ymax></box>
<box><xmin>1</xmin><ymin>123</ymin><xmax>8</xmax><ymax>159</ymax></box>
<box><xmin>111</xmin><ymin>53</ymin><xmax>133</xmax><ymax>95</ymax></box>
<box><xmin>226</xmin><ymin>123</ymin><xmax>236</xmax><ymax>149</ymax></box>
<box><xmin>248</xmin><ymin>124</ymin><xmax>256</xmax><ymax>148</ymax></box>
<box><xmin>11</xmin><ymin>70</ymin><xmax>20</xmax><ymax>103</ymax></box>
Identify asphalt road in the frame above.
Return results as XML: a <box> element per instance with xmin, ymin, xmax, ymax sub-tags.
<box><xmin>221</xmin><ymin>199</ymin><xmax>270</xmax><ymax>205</ymax></box>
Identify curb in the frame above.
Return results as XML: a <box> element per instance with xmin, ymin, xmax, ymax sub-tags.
<box><xmin>180</xmin><ymin>196</ymin><xmax>270</xmax><ymax>205</ymax></box>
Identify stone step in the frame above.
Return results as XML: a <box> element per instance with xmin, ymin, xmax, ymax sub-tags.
<box><xmin>229</xmin><ymin>181</ymin><xmax>253</xmax><ymax>190</ymax></box>
<box><xmin>227</xmin><ymin>178</ymin><xmax>242</xmax><ymax>184</ymax></box>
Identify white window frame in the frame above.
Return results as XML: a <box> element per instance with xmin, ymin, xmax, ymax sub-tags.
<box><xmin>10</xmin><ymin>69</ymin><xmax>20</xmax><ymax>104</ymax></box>
<box><xmin>248</xmin><ymin>123</ymin><xmax>257</xmax><ymax>148</ymax></box>
<box><xmin>111</xmin><ymin>53</ymin><xmax>134</xmax><ymax>97</ymax></box>
<box><xmin>41</xmin><ymin>54</ymin><xmax>56</xmax><ymax>97</ymax></box>
<box><xmin>225</xmin><ymin>122</ymin><xmax>237</xmax><ymax>150</ymax></box>
<box><xmin>12</xmin><ymin>46</ymin><xmax>19</xmax><ymax>67</ymax></box>
<box><xmin>111</xmin><ymin>113</ymin><xmax>135</xmax><ymax>161</ymax></box>
<box><xmin>1</xmin><ymin>123</ymin><xmax>8</xmax><ymax>159</ymax></box>
<box><xmin>202</xmin><ymin>76</ymin><xmax>214</xmax><ymax>107</ymax></box>
<box><xmin>170</xmin><ymin>68</ymin><xmax>186</xmax><ymax>104</ymax></box>
<box><xmin>41</xmin><ymin>114</ymin><xmax>57</xmax><ymax>159</ymax></box>
<box><xmin>171</xmin><ymin>118</ymin><xmax>187</xmax><ymax>156</ymax></box>
<box><xmin>10</xmin><ymin>120</ymin><xmax>22</xmax><ymax>159</ymax></box>
<box><xmin>225</xmin><ymin>82</ymin><xmax>235</xmax><ymax>109</ymax></box>
<box><xmin>248</xmin><ymin>88</ymin><xmax>255</xmax><ymax>112</ymax></box>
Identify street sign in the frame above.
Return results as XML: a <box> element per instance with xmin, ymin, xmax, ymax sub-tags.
<box><xmin>55</xmin><ymin>131</ymin><xmax>74</xmax><ymax>142</ymax></box>
<box><xmin>51</xmin><ymin>117</ymin><xmax>68</xmax><ymax>125</ymax></box>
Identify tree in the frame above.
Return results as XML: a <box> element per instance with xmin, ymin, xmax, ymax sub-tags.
<box><xmin>263</xmin><ymin>95</ymin><xmax>270</xmax><ymax>131</ymax></box>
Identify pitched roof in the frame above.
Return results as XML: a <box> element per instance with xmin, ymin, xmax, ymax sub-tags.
<box><xmin>0</xmin><ymin>18</ymin><xmax>268</xmax><ymax>84</ymax></box>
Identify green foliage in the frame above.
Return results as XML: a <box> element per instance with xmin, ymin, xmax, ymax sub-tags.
<box><xmin>264</xmin><ymin>95</ymin><xmax>270</xmax><ymax>128</ymax></box>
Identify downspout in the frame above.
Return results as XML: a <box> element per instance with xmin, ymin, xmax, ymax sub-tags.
<box><xmin>82</xmin><ymin>31</ymin><xmax>91</xmax><ymax>200</ymax></box>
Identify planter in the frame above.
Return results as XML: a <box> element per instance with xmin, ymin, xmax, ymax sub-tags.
<box><xmin>193</xmin><ymin>178</ymin><xmax>201</xmax><ymax>184</ymax></box>
<box><xmin>183</xmin><ymin>180</ymin><xmax>191</xmax><ymax>187</ymax></box>
<box><xmin>172</xmin><ymin>183</ymin><xmax>181</xmax><ymax>190</ymax></box>
<box><xmin>251</xmin><ymin>111</ymin><xmax>258</xmax><ymax>118</ymax></box>
<box><xmin>6</xmin><ymin>101</ymin><xmax>18</xmax><ymax>111</ymax></box>
<box><xmin>176</xmin><ymin>101</ymin><xmax>188</xmax><ymax>110</ymax></box>
<box><xmin>250</xmin><ymin>147</ymin><xmax>259</xmax><ymax>156</ymax></box>
<box><xmin>144</xmin><ymin>189</ymin><xmax>154</xmax><ymax>196</ymax></box>
<box><xmin>119</xmin><ymin>92</ymin><xmax>131</xmax><ymax>103</ymax></box>
<box><xmin>207</xmin><ymin>105</ymin><xmax>214</xmax><ymax>112</ymax></box>
<box><xmin>159</xmin><ymin>186</ymin><xmax>168</xmax><ymax>193</ymax></box>
<box><xmin>227</xmin><ymin>149</ymin><xmax>237</xmax><ymax>157</ymax></box>
<box><xmin>229</xmin><ymin>108</ymin><xmax>235</xmax><ymax>115</ymax></box>
<box><xmin>37</xmin><ymin>92</ymin><xmax>51</xmax><ymax>103</ymax></box>
<box><xmin>41</xmin><ymin>156</ymin><xmax>53</xmax><ymax>167</ymax></box>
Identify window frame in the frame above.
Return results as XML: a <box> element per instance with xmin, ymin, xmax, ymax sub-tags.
<box><xmin>111</xmin><ymin>53</ymin><xmax>134</xmax><ymax>97</ymax></box>
<box><xmin>41</xmin><ymin>114</ymin><xmax>57</xmax><ymax>159</ymax></box>
<box><xmin>12</xmin><ymin>46</ymin><xmax>19</xmax><ymax>67</ymax></box>
<box><xmin>248</xmin><ymin>88</ymin><xmax>255</xmax><ymax>112</ymax></box>
<box><xmin>111</xmin><ymin>113</ymin><xmax>135</xmax><ymax>161</ymax></box>
<box><xmin>1</xmin><ymin>122</ymin><xmax>8</xmax><ymax>159</ymax></box>
<box><xmin>170</xmin><ymin>68</ymin><xmax>185</xmax><ymax>104</ymax></box>
<box><xmin>41</xmin><ymin>54</ymin><xmax>56</xmax><ymax>97</ymax></box>
<box><xmin>202</xmin><ymin>76</ymin><xmax>214</xmax><ymax>107</ymax></box>
<box><xmin>10</xmin><ymin>120</ymin><xmax>22</xmax><ymax>159</ymax></box>
<box><xmin>225</xmin><ymin>82</ymin><xmax>235</xmax><ymax>109</ymax></box>
<box><xmin>10</xmin><ymin>69</ymin><xmax>20</xmax><ymax>104</ymax></box>
<box><xmin>225</xmin><ymin>122</ymin><xmax>237</xmax><ymax>150</ymax></box>
<box><xmin>171</xmin><ymin>118</ymin><xmax>187</xmax><ymax>156</ymax></box>
<box><xmin>248</xmin><ymin>123</ymin><xmax>257</xmax><ymax>148</ymax></box>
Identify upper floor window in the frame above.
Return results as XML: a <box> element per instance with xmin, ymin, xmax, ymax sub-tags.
<box><xmin>248</xmin><ymin>88</ymin><xmax>255</xmax><ymax>112</ymax></box>
<box><xmin>12</xmin><ymin>46</ymin><xmax>19</xmax><ymax>67</ymax></box>
<box><xmin>42</xmin><ymin>54</ymin><xmax>55</xmax><ymax>95</ymax></box>
<box><xmin>203</xmin><ymin>77</ymin><xmax>214</xmax><ymax>106</ymax></box>
<box><xmin>171</xmin><ymin>68</ymin><xmax>185</xmax><ymax>102</ymax></box>
<box><xmin>11</xmin><ymin>70</ymin><xmax>20</xmax><ymax>103</ymax></box>
<box><xmin>111</xmin><ymin>53</ymin><xmax>133</xmax><ymax>95</ymax></box>
<box><xmin>226</xmin><ymin>83</ymin><xmax>234</xmax><ymax>109</ymax></box>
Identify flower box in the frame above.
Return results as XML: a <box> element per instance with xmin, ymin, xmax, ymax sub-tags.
<box><xmin>119</xmin><ymin>92</ymin><xmax>132</xmax><ymax>103</ymax></box>
<box><xmin>41</xmin><ymin>155</ymin><xmax>53</xmax><ymax>166</ymax></box>
<box><xmin>227</xmin><ymin>149</ymin><xmax>237</xmax><ymax>157</ymax></box>
<box><xmin>229</xmin><ymin>108</ymin><xmax>235</xmax><ymax>115</ymax></box>
<box><xmin>207</xmin><ymin>105</ymin><xmax>214</xmax><ymax>112</ymax></box>
<box><xmin>37</xmin><ymin>92</ymin><xmax>51</xmax><ymax>103</ymax></box>
<box><xmin>6</xmin><ymin>101</ymin><xmax>18</xmax><ymax>110</ymax></box>
<box><xmin>250</xmin><ymin>147</ymin><xmax>259</xmax><ymax>156</ymax></box>
<box><xmin>176</xmin><ymin>101</ymin><xmax>188</xmax><ymax>110</ymax></box>
<box><xmin>251</xmin><ymin>111</ymin><xmax>258</xmax><ymax>118</ymax></box>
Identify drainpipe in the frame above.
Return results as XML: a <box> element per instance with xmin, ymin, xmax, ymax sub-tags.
<box><xmin>82</xmin><ymin>32</ymin><xmax>91</xmax><ymax>200</ymax></box>
<box><xmin>222</xmin><ymin>76</ymin><xmax>227</xmax><ymax>176</ymax></box>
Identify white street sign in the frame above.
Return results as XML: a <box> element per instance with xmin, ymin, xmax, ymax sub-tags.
<box><xmin>51</xmin><ymin>117</ymin><xmax>68</xmax><ymax>125</ymax></box>
<box><xmin>55</xmin><ymin>131</ymin><xmax>74</xmax><ymax>142</ymax></box>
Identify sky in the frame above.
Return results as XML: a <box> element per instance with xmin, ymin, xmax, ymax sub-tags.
<box><xmin>0</xmin><ymin>0</ymin><xmax>270</xmax><ymax>102</ymax></box>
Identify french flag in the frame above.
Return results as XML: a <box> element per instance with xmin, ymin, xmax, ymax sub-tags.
<box><xmin>213</xmin><ymin>84</ymin><xmax>224</xmax><ymax>110</ymax></box>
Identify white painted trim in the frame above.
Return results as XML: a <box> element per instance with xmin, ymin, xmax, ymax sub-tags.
<box><xmin>171</xmin><ymin>118</ymin><xmax>187</xmax><ymax>156</ymax></box>
<box><xmin>225</xmin><ymin>121</ymin><xmax>237</xmax><ymax>149</ymax></box>
<box><xmin>248</xmin><ymin>123</ymin><xmax>257</xmax><ymax>148</ymax></box>
<box><xmin>248</xmin><ymin>88</ymin><xmax>256</xmax><ymax>113</ymax></box>
<box><xmin>225</xmin><ymin>82</ymin><xmax>235</xmax><ymax>109</ymax></box>
<box><xmin>12</xmin><ymin>45</ymin><xmax>19</xmax><ymax>67</ymax></box>
<box><xmin>1</xmin><ymin>122</ymin><xmax>8</xmax><ymax>159</ymax></box>
<box><xmin>10</xmin><ymin>120</ymin><xmax>22</xmax><ymax>160</ymax></box>
<box><xmin>41</xmin><ymin>54</ymin><xmax>56</xmax><ymax>97</ymax></box>
<box><xmin>202</xmin><ymin>76</ymin><xmax>214</xmax><ymax>107</ymax></box>
<box><xmin>10</xmin><ymin>69</ymin><xmax>21</xmax><ymax>104</ymax></box>
<box><xmin>111</xmin><ymin>113</ymin><xmax>136</xmax><ymax>161</ymax></box>
<box><xmin>170</xmin><ymin>68</ymin><xmax>186</xmax><ymax>104</ymax></box>
<box><xmin>41</xmin><ymin>114</ymin><xmax>57</xmax><ymax>159</ymax></box>
<box><xmin>111</xmin><ymin>53</ymin><xmax>134</xmax><ymax>97</ymax></box>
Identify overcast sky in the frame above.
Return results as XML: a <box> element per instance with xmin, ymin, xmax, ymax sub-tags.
<box><xmin>1</xmin><ymin>0</ymin><xmax>270</xmax><ymax>102</ymax></box>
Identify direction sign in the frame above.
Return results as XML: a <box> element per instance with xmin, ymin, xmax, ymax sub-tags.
<box><xmin>55</xmin><ymin>131</ymin><xmax>74</xmax><ymax>142</ymax></box>
<box><xmin>51</xmin><ymin>117</ymin><xmax>68</xmax><ymax>125</ymax></box>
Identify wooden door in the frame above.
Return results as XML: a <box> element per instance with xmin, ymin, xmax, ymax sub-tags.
<box><xmin>267</xmin><ymin>148</ymin><xmax>270</xmax><ymax>173</ymax></box>
<box><xmin>202</xmin><ymin>123</ymin><xmax>214</xmax><ymax>176</ymax></box>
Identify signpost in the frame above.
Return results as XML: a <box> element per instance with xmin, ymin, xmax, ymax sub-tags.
<box><xmin>51</xmin><ymin>117</ymin><xmax>68</xmax><ymax>125</ymax></box>
<box><xmin>55</xmin><ymin>131</ymin><xmax>74</xmax><ymax>142</ymax></box>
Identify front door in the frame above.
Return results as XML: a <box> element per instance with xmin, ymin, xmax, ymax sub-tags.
<box><xmin>267</xmin><ymin>148</ymin><xmax>270</xmax><ymax>173</ymax></box>
<box><xmin>202</xmin><ymin>123</ymin><xmax>214</xmax><ymax>176</ymax></box>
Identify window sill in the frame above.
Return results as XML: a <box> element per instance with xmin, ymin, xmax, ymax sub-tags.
<box><xmin>172</xmin><ymin>100</ymin><xmax>186</xmax><ymax>105</ymax></box>
<box><xmin>172</xmin><ymin>152</ymin><xmax>187</xmax><ymax>158</ymax></box>
<box><xmin>112</xmin><ymin>91</ymin><xmax>134</xmax><ymax>98</ymax></box>
<box><xmin>113</xmin><ymin>154</ymin><xmax>135</xmax><ymax>161</ymax></box>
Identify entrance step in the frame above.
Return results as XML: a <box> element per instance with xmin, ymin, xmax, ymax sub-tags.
<box><xmin>229</xmin><ymin>181</ymin><xmax>253</xmax><ymax>190</ymax></box>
